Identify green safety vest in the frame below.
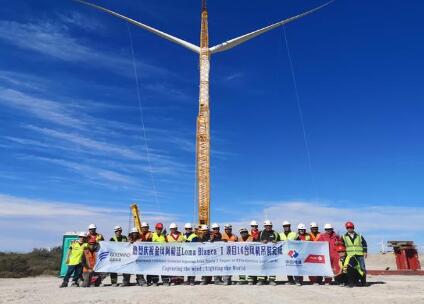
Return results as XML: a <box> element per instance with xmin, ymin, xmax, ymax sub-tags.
<box><xmin>183</xmin><ymin>233</ymin><xmax>197</xmax><ymax>242</ymax></box>
<box><xmin>343</xmin><ymin>234</ymin><xmax>364</xmax><ymax>256</ymax></box>
<box><xmin>68</xmin><ymin>242</ymin><xmax>87</xmax><ymax>266</ymax></box>
<box><xmin>152</xmin><ymin>232</ymin><xmax>166</xmax><ymax>243</ymax></box>
<box><xmin>339</xmin><ymin>255</ymin><xmax>364</xmax><ymax>277</ymax></box>
<box><xmin>112</xmin><ymin>235</ymin><xmax>128</xmax><ymax>242</ymax></box>
<box><xmin>279</xmin><ymin>231</ymin><xmax>297</xmax><ymax>241</ymax></box>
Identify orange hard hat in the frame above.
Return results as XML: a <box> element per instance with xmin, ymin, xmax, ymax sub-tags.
<box><xmin>337</xmin><ymin>245</ymin><xmax>346</xmax><ymax>252</ymax></box>
<box><xmin>345</xmin><ymin>221</ymin><xmax>355</xmax><ymax>229</ymax></box>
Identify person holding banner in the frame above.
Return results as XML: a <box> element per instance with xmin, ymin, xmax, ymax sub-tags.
<box><xmin>222</xmin><ymin>224</ymin><xmax>238</xmax><ymax>285</ymax></box>
<box><xmin>318</xmin><ymin>223</ymin><xmax>342</xmax><ymax>285</ymax></box>
<box><xmin>249</xmin><ymin>220</ymin><xmax>261</xmax><ymax>242</ymax></box>
<box><xmin>199</xmin><ymin>225</ymin><xmax>213</xmax><ymax>285</ymax></box>
<box><xmin>309</xmin><ymin>222</ymin><xmax>322</xmax><ymax>285</ymax></box>
<box><xmin>183</xmin><ymin>223</ymin><xmax>198</xmax><ymax>286</ymax></box>
<box><xmin>238</xmin><ymin>228</ymin><xmax>254</xmax><ymax>285</ymax></box>
<box><xmin>210</xmin><ymin>223</ymin><xmax>224</xmax><ymax>285</ymax></box>
<box><xmin>150</xmin><ymin>223</ymin><xmax>167</xmax><ymax>286</ymax></box>
<box><xmin>257</xmin><ymin>220</ymin><xmax>280</xmax><ymax>286</ymax></box>
<box><xmin>280</xmin><ymin>221</ymin><xmax>298</xmax><ymax>285</ymax></box>
<box><xmin>292</xmin><ymin>223</ymin><xmax>311</xmax><ymax>286</ymax></box>
<box><xmin>166</xmin><ymin>223</ymin><xmax>184</xmax><ymax>285</ymax></box>
<box><xmin>60</xmin><ymin>232</ymin><xmax>87</xmax><ymax>288</ymax></box>
<box><xmin>128</xmin><ymin>227</ymin><xmax>147</xmax><ymax>287</ymax></box>
<box><xmin>109</xmin><ymin>225</ymin><xmax>130</xmax><ymax>287</ymax></box>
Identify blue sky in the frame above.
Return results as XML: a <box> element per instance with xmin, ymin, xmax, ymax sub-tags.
<box><xmin>0</xmin><ymin>0</ymin><xmax>423</xmax><ymax>252</ymax></box>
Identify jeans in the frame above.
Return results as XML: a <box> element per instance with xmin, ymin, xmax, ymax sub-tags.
<box><xmin>63</xmin><ymin>264</ymin><xmax>82</xmax><ymax>283</ymax></box>
<box><xmin>356</xmin><ymin>255</ymin><xmax>366</xmax><ymax>270</ymax></box>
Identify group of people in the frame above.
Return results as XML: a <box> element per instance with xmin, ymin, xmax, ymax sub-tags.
<box><xmin>60</xmin><ymin>220</ymin><xmax>367</xmax><ymax>288</ymax></box>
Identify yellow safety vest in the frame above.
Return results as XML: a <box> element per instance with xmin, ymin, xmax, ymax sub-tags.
<box><xmin>68</xmin><ymin>242</ymin><xmax>87</xmax><ymax>266</ymax></box>
<box><xmin>152</xmin><ymin>232</ymin><xmax>166</xmax><ymax>243</ymax></box>
<box><xmin>279</xmin><ymin>231</ymin><xmax>297</xmax><ymax>241</ymax></box>
<box><xmin>183</xmin><ymin>233</ymin><xmax>198</xmax><ymax>242</ymax></box>
<box><xmin>339</xmin><ymin>255</ymin><xmax>364</xmax><ymax>277</ymax></box>
<box><xmin>343</xmin><ymin>234</ymin><xmax>364</xmax><ymax>256</ymax></box>
<box><xmin>166</xmin><ymin>232</ymin><xmax>184</xmax><ymax>243</ymax></box>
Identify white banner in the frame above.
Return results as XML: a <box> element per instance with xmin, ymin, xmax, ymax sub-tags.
<box><xmin>95</xmin><ymin>241</ymin><xmax>333</xmax><ymax>276</ymax></box>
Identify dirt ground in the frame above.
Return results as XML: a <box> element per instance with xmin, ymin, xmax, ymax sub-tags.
<box><xmin>1</xmin><ymin>254</ymin><xmax>422</xmax><ymax>304</ymax></box>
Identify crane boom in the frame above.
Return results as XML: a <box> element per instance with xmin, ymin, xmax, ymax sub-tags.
<box><xmin>130</xmin><ymin>203</ymin><xmax>142</xmax><ymax>233</ymax></box>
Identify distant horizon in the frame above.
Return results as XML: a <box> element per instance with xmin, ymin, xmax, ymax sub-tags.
<box><xmin>0</xmin><ymin>0</ymin><xmax>423</xmax><ymax>252</ymax></box>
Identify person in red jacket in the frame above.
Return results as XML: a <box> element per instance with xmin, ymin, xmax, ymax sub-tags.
<box><xmin>317</xmin><ymin>223</ymin><xmax>342</xmax><ymax>285</ymax></box>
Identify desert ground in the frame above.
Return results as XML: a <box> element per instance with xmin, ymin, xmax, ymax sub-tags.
<box><xmin>1</xmin><ymin>254</ymin><xmax>423</xmax><ymax>304</ymax></box>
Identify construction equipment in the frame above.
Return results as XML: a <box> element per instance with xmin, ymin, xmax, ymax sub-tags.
<box><xmin>130</xmin><ymin>203</ymin><xmax>142</xmax><ymax>233</ymax></box>
<box><xmin>75</xmin><ymin>0</ymin><xmax>334</xmax><ymax>226</ymax></box>
<box><xmin>388</xmin><ymin>241</ymin><xmax>421</xmax><ymax>271</ymax></box>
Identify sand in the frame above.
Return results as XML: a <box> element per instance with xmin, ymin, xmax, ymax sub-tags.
<box><xmin>1</xmin><ymin>254</ymin><xmax>423</xmax><ymax>304</ymax></box>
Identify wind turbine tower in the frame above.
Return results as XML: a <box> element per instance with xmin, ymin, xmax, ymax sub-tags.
<box><xmin>76</xmin><ymin>0</ymin><xmax>334</xmax><ymax>226</ymax></box>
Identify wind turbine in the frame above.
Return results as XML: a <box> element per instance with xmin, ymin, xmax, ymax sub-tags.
<box><xmin>75</xmin><ymin>0</ymin><xmax>335</xmax><ymax>226</ymax></box>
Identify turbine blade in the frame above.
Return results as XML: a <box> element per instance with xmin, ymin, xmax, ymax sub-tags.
<box><xmin>209</xmin><ymin>0</ymin><xmax>335</xmax><ymax>54</ymax></box>
<box><xmin>74</xmin><ymin>0</ymin><xmax>200</xmax><ymax>54</ymax></box>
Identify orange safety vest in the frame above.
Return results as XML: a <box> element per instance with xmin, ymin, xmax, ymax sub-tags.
<box><xmin>309</xmin><ymin>232</ymin><xmax>321</xmax><ymax>241</ymax></box>
<box><xmin>140</xmin><ymin>231</ymin><xmax>153</xmax><ymax>242</ymax></box>
<box><xmin>222</xmin><ymin>232</ymin><xmax>238</xmax><ymax>242</ymax></box>
<box><xmin>83</xmin><ymin>250</ymin><xmax>96</xmax><ymax>272</ymax></box>
<box><xmin>299</xmin><ymin>234</ymin><xmax>311</xmax><ymax>241</ymax></box>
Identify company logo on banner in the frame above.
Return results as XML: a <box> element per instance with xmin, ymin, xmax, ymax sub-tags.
<box><xmin>94</xmin><ymin>241</ymin><xmax>333</xmax><ymax>277</ymax></box>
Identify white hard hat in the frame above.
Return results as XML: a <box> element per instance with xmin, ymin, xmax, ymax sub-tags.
<box><xmin>130</xmin><ymin>227</ymin><xmax>139</xmax><ymax>233</ymax></box>
<box><xmin>310</xmin><ymin>222</ymin><xmax>318</xmax><ymax>228</ymax></box>
<box><xmin>282</xmin><ymin>221</ymin><xmax>291</xmax><ymax>226</ymax></box>
<box><xmin>211</xmin><ymin>223</ymin><xmax>220</xmax><ymax>229</ymax></box>
<box><xmin>224</xmin><ymin>224</ymin><xmax>232</xmax><ymax>229</ymax></box>
<box><xmin>88</xmin><ymin>224</ymin><xmax>96</xmax><ymax>229</ymax></box>
<box><xmin>200</xmin><ymin>224</ymin><xmax>209</xmax><ymax>231</ymax></box>
<box><xmin>264</xmin><ymin>220</ymin><xmax>273</xmax><ymax>226</ymax></box>
<box><xmin>78</xmin><ymin>232</ymin><xmax>87</xmax><ymax>237</ymax></box>
<box><xmin>250</xmin><ymin>220</ymin><xmax>258</xmax><ymax>226</ymax></box>
<box><xmin>113</xmin><ymin>225</ymin><xmax>122</xmax><ymax>231</ymax></box>
<box><xmin>184</xmin><ymin>223</ymin><xmax>193</xmax><ymax>229</ymax></box>
<box><xmin>297</xmin><ymin>223</ymin><xmax>306</xmax><ymax>230</ymax></box>
<box><xmin>141</xmin><ymin>222</ymin><xmax>149</xmax><ymax>228</ymax></box>
<box><xmin>169</xmin><ymin>223</ymin><xmax>178</xmax><ymax>229</ymax></box>
<box><xmin>324</xmin><ymin>223</ymin><xmax>333</xmax><ymax>230</ymax></box>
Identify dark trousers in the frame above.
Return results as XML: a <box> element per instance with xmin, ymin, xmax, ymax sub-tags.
<box><xmin>110</xmin><ymin>273</ymin><xmax>131</xmax><ymax>284</ymax></box>
<box><xmin>82</xmin><ymin>272</ymin><xmax>101</xmax><ymax>287</ymax></box>
<box><xmin>63</xmin><ymin>264</ymin><xmax>83</xmax><ymax>283</ymax></box>
<box><xmin>335</xmin><ymin>268</ymin><xmax>364</xmax><ymax>286</ymax></box>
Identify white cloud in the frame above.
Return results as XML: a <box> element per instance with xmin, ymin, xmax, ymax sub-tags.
<box><xmin>0</xmin><ymin>193</ymin><xmax>181</xmax><ymax>251</ymax></box>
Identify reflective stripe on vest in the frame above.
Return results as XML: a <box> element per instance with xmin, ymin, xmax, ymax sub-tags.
<box><xmin>152</xmin><ymin>232</ymin><xmax>166</xmax><ymax>243</ymax></box>
<box><xmin>309</xmin><ymin>233</ymin><xmax>321</xmax><ymax>241</ymax></box>
<box><xmin>112</xmin><ymin>235</ymin><xmax>128</xmax><ymax>242</ymax></box>
<box><xmin>184</xmin><ymin>233</ymin><xmax>197</xmax><ymax>242</ymax></box>
<box><xmin>343</xmin><ymin>234</ymin><xmax>364</xmax><ymax>256</ymax></box>
<box><xmin>167</xmin><ymin>233</ymin><xmax>184</xmax><ymax>242</ymax></box>
<box><xmin>279</xmin><ymin>231</ymin><xmax>297</xmax><ymax>241</ymax></box>
<box><xmin>339</xmin><ymin>255</ymin><xmax>364</xmax><ymax>277</ymax></box>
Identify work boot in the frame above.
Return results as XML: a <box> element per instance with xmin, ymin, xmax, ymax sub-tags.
<box><xmin>248</xmin><ymin>281</ymin><xmax>255</xmax><ymax>286</ymax></box>
<box><xmin>70</xmin><ymin>282</ymin><xmax>79</xmax><ymax>287</ymax></box>
<box><xmin>59</xmin><ymin>281</ymin><xmax>68</xmax><ymax>288</ymax></box>
<box><xmin>256</xmin><ymin>281</ymin><xmax>265</xmax><ymax>286</ymax></box>
<box><xmin>200</xmin><ymin>280</ymin><xmax>208</xmax><ymax>285</ymax></box>
<box><xmin>269</xmin><ymin>281</ymin><xmax>277</xmax><ymax>286</ymax></box>
<box><xmin>237</xmin><ymin>281</ymin><xmax>247</xmax><ymax>285</ymax></box>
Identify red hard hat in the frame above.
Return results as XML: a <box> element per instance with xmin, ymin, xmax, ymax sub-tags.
<box><xmin>337</xmin><ymin>245</ymin><xmax>346</xmax><ymax>252</ymax></box>
<box><xmin>155</xmin><ymin>223</ymin><xmax>163</xmax><ymax>229</ymax></box>
<box><xmin>345</xmin><ymin>221</ymin><xmax>355</xmax><ymax>228</ymax></box>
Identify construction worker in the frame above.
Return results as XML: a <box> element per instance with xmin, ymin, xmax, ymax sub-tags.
<box><xmin>257</xmin><ymin>220</ymin><xmax>280</xmax><ymax>286</ymax></box>
<box><xmin>166</xmin><ymin>223</ymin><xmax>184</xmax><ymax>285</ymax></box>
<box><xmin>308</xmin><ymin>222</ymin><xmax>322</xmax><ymax>285</ymax></box>
<box><xmin>309</xmin><ymin>222</ymin><xmax>321</xmax><ymax>241</ymax></box>
<box><xmin>292</xmin><ymin>224</ymin><xmax>310</xmax><ymax>286</ymax></box>
<box><xmin>222</xmin><ymin>224</ymin><xmax>238</xmax><ymax>285</ymax></box>
<box><xmin>210</xmin><ymin>223</ymin><xmax>224</xmax><ymax>285</ymax></box>
<box><xmin>183</xmin><ymin>223</ymin><xmax>198</xmax><ymax>285</ymax></box>
<box><xmin>140</xmin><ymin>222</ymin><xmax>153</xmax><ymax>241</ymax></box>
<box><xmin>238</xmin><ymin>228</ymin><xmax>254</xmax><ymax>285</ymax></box>
<box><xmin>334</xmin><ymin>246</ymin><xmax>365</xmax><ymax>287</ymax></box>
<box><xmin>109</xmin><ymin>225</ymin><xmax>130</xmax><ymax>287</ymax></box>
<box><xmin>250</xmin><ymin>220</ymin><xmax>261</xmax><ymax>242</ymax></box>
<box><xmin>82</xmin><ymin>241</ymin><xmax>101</xmax><ymax>287</ymax></box>
<box><xmin>151</xmin><ymin>223</ymin><xmax>167</xmax><ymax>286</ymax></box>
<box><xmin>128</xmin><ymin>227</ymin><xmax>146</xmax><ymax>287</ymax></box>
<box><xmin>317</xmin><ymin>223</ymin><xmax>342</xmax><ymax>285</ymax></box>
<box><xmin>87</xmin><ymin>224</ymin><xmax>104</xmax><ymax>244</ymax></box>
<box><xmin>198</xmin><ymin>225</ymin><xmax>213</xmax><ymax>285</ymax></box>
<box><xmin>342</xmin><ymin>221</ymin><xmax>367</xmax><ymax>286</ymax></box>
<box><xmin>280</xmin><ymin>221</ymin><xmax>298</xmax><ymax>285</ymax></box>
<box><xmin>60</xmin><ymin>232</ymin><xmax>87</xmax><ymax>288</ymax></box>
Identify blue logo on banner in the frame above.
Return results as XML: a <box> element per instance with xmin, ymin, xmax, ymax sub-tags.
<box><xmin>98</xmin><ymin>251</ymin><xmax>110</xmax><ymax>262</ymax></box>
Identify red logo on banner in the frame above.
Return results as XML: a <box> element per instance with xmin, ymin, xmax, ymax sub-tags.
<box><xmin>304</xmin><ymin>254</ymin><xmax>325</xmax><ymax>264</ymax></box>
